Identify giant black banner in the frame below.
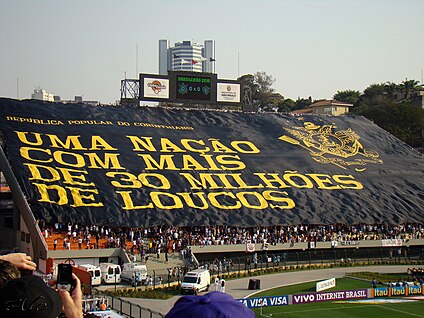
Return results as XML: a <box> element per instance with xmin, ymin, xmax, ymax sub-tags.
<box><xmin>0</xmin><ymin>98</ymin><xmax>423</xmax><ymax>227</ymax></box>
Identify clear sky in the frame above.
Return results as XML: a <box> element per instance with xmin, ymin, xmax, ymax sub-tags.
<box><xmin>1</xmin><ymin>0</ymin><xmax>423</xmax><ymax>104</ymax></box>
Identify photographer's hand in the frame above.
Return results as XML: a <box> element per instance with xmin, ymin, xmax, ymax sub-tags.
<box><xmin>0</xmin><ymin>253</ymin><xmax>37</xmax><ymax>271</ymax></box>
<box><xmin>58</xmin><ymin>273</ymin><xmax>83</xmax><ymax>318</ymax></box>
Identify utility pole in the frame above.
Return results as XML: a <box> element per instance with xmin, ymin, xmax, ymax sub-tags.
<box><xmin>136</xmin><ymin>43</ymin><xmax>139</xmax><ymax>77</ymax></box>
<box><xmin>237</xmin><ymin>51</ymin><xmax>240</xmax><ymax>78</ymax></box>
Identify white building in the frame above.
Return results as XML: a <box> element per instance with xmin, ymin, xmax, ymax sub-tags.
<box><xmin>159</xmin><ymin>40</ymin><xmax>215</xmax><ymax>75</ymax></box>
<box><xmin>31</xmin><ymin>89</ymin><xmax>54</xmax><ymax>102</ymax></box>
<box><xmin>203</xmin><ymin>40</ymin><xmax>215</xmax><ymax>74</ymax></box>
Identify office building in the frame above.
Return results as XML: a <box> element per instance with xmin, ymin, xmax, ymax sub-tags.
<box><xmin>31</xmin><ymin>88</ymin><xmax>54</xmax><ymax>102</ymax></box>
<box><xmin>159</xmin><ymin>40</ymin><xmax>216</xmax><ymax>75</ymax></box>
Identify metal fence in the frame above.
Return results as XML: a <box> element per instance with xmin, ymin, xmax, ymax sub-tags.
<box><xmin>197</xmin><ymin>246</ymin><xmax>424</xmax><ymax>276</ymax></box>
<box><xmin>109</xmin><ymin>296</ymin><xmax>164</xmax><ymax>318</ymax></box>
<box><xmin>89</xmin><ymin>293</ymin><xmax>164</xmax><ymax>318</ymax></box>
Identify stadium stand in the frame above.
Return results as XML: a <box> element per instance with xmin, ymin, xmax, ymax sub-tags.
<box><xmin>40</xmin><ymin>221</ymin><xmax>424</xmax><ymax>252</ymax></box>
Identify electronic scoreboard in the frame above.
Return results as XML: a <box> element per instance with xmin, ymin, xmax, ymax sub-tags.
<box><xmin>139</xmin><ymin>71</ymin><xmax>240</xmax><ymax>106</ymax></box>
<box><xmin>175</xmin><ymin>75</ymin><xmax>212</xmax><ymax>101</ymax></box>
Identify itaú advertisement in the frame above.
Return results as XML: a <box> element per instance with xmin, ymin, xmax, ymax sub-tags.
<box><xmin>144</xmin><ymin>78</ymin><xmax>169</xmax><ymax>99</ymax></box>
<box><xmin>217</xmin><ymin>83</ymin><xmax>240</xmax><ymax>103</ymax></box>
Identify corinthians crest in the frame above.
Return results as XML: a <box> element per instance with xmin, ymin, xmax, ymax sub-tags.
<box><xmin>279</xmin><ymin>121</ymin><xmax>383</xmax><ymax>170</ymax></box>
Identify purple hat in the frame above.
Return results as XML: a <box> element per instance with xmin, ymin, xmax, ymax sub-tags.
<box><xmin>165</xmin><ymin>292</ymin><xmax>255</xmax><ymax>318</ymax></box>
<box><xmin>0</xmin><ymin>275</ymin><xmax>62</xmax><ymax>318</ymax></box>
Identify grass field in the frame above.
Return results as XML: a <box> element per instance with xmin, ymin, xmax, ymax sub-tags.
<box><xmin>250</xmin><ymin>277</ymin><xmax>424</xmax><ymax>317</ymax></box>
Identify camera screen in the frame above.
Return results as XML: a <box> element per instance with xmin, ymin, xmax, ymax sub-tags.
<box><xmin>57</xmin><ymin>264</ymin><xmax>73</xmax><ymax>283</ymax></box>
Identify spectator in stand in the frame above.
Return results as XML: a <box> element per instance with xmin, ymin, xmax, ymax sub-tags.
<box><xmin>39</xmin><ymin>221</ymin><xmax>424</xmax><ymax>252</ymax></box>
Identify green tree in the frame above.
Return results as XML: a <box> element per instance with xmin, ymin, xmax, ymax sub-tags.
<box><xmin>353</xmin><ymin>100</ymin><xmax>424</xmax><ymax>148</ymax></box>
<box><xmin>261</xmin><ymin>92</ymin><xmax>285</xmax><ymax>112</ymax></box>
<box><xmin>355</xmin><ymin>83</ymin><xmax>391</xmax><ymax>112</ymax></box>
<box><xmin>238</xmin><ymin>72</ymin><xmax>277</xmax><ymax>110</ymax></box>
<box><xmin>278</xmin><ymin>98</ymin><xmax>295</xmax><ymax>112</ymax></box>
<box><xmin>400</xmin><ymin>79</ymin><xmax>420</xmax><ymax>99</ymax></box>
<box><xmin>237</xmin><ymin>74</ymin><xmax>258</xmax><ymax>94</ymax></box>
<box><xmin>292</xmin><ymin>97</ymin><xmax>312</xmax><ymax>111</ymax></box>
<box><xmin>254</xmin><ymin>71</ymin><xmax>275</xmax><ymax>95</ymax></box>
<box><xmin>383</xmin><ymin>82</ymin><xmax>400</xmax><ymax>100</ymax></box>
<box><xmin>362</xmin><ymin>83</ymin><xmax>387</xmax><ymax>99</ymax></box>
<box><xmin>333</xmin><ymin>90</ymin><xmax>361</xmax><ymax>105</ymax></box>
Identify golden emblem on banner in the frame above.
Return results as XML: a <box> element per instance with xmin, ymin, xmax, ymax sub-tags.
<box><xmin>279</xmin><ymin>121</ymin><xmax>383</xmax><ymax>170</ymax></box>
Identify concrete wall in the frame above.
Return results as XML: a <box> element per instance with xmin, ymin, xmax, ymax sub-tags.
<box><xmin>189</xmin><ymin>239</ymin><xmax>424</xmax><ymax>254</ymax></box>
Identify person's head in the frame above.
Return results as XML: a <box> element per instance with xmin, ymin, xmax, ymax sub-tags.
<box><xmin>165</xmin><ymin>291</ymin><xmax>255</xmax><ymax>318</ymax></box>
<box><xmin>0</xmin><ymin>259</ymin><xmax>20</xmax><ymax>288</ymax></box>
<box><xmin>0</xmin><ymin>275</ymin><xmax>62</xmax><ymax>318</ymax></box>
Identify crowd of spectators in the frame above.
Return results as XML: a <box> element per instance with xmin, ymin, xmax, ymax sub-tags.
<box><xmin>38</xmin><ymin>221</ymin><xmax>424</xmax><ymax>254</ymax></box>
<box><xmin>407</xmin><ymin>267</ymin><xmax>424</xmax><ymax>276</ymax></box>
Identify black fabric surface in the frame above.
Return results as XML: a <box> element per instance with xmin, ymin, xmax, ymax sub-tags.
<box><xmin>0</xmin><ymin>98</ymin><xmax>423</xmax><ymax>226</ymax></box>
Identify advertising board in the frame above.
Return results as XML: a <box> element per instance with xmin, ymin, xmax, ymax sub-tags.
<box><xmin>239</xmin><ymin>296</ymin><xmax>288</xmax><ymax>308</ymax></box>
<box><xmin>143</xmin><ymin>78</ymin><xmax>169</xmax><ymax>99</ymax></box>
<box><xmin>292</xmin><ymin>289</ymin><xmax>367</xmax><ymax>304</ymax></box>
<box><xmin>316</xmin><ymin>278</ymin><xmax>336</xmax><ymax>292</ymax></box>
<box><xmin>381</xmin><ymin>239</ymin><xmax>402</xmax><ymax>247</ymax></box>
<box><xmin>217</xmin><ymin>82</ymin><xmax>240</xmax><ymax>103</ymax></box>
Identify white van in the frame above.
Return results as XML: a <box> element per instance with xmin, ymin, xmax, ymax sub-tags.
<box><xmin>180</xmin><ymin>268</ymin><xmax>210</xmax><ymax>295</ymax></box>
<box><xmin>77</xmin><ymin>264</ymin><xmax>102</xmax><ymax>286</ymax></box>
<box><xmin>121</xmin><ymin>263</ymin><xmax>147</xmax><ymax>284</ymax></box>
<box><xmin>99</xmin><ymin>263</ymin><xmax>121</xmax><ymax>284</ymax></box>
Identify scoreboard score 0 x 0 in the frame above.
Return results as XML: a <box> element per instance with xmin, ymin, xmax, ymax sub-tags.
<box><xmin>139</xmin><ymin>72</ymin><xmax>240</xmax><ymax>105</ymax></box>
<box><xmin>176</xmin><ymin>75</ymin><xmax>212</xmax><ymax>101</ymax></box>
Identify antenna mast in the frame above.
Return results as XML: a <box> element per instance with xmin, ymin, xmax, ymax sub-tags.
<box><xmin>136</xmin><ymin>43</ymin><xmax>139</xmax><ymax>77</ymax></box>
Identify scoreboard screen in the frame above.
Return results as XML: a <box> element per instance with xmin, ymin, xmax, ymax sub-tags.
<box><xmin>176</xmin><ymin>75</ymin><xmax>212</xmax><ymax>101</ymax></box>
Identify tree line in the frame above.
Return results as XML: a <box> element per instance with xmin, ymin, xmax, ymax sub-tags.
<box><xmin>238</xmin><ymin>73</ymin><xmax>424</xmax><ymax>150</ymax></box>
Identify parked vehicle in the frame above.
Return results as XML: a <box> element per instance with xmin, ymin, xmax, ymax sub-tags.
<box><xmin>121</xmin><ymin>263</ymin><xmax>147</xmax><ymax>285</ymax></box>
<box><xmin>180</xmin><ymin>268</ymin><xmax>210</xmax><ymax>295</ymax></box>
<box><xmin>77</xmin><ymin>264</ymin><xmax>102</xmax><ymax>286</ymax></box>
<box><xmin>99</xmin><ymin>263</ymin><xmax>121</xmax><ymax>284</ymax></box>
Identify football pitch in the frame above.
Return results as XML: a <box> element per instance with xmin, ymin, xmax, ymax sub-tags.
<box><xmin>254</xmin><ymin>299</ymin><xmax>424</xmax><ymax>317</ymax></box>
<box><xmin>250</xmin><ymin>278</ymin><xmax>424</xmax><ymax>317</ymax></box>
